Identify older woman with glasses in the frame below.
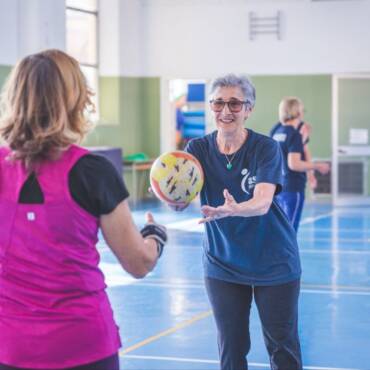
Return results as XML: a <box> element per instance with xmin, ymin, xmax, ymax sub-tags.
<box><xmin>184</xmin><ymin>74</ymin><xmax>303</xmax><ymax>370</ymax></box>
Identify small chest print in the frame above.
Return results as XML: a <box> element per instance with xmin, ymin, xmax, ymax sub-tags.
<box><xmin>241</xmin><ymin>168</ymin><xmax>256</xmax><ymax>195</ymax></box>
<box><xmin>27</xmin><ymin>212</ymin><xmax>36</xmax><ymax>221</ymax></box>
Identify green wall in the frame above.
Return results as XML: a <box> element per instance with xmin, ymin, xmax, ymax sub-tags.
<box><xmin>3</xmin><ymin>68</ymin><xmax>370</xmax><ymax>198</ymax></box>
<box><xmin>88</xmin><ymin>74</ymin><xmax>332</xmax><ymax>159</ymax></box>
<box><xmin>84</xmin><ymin>76</ymin><xmax>161</xmax><ymax>158</ymax></box>
<box><xmin>248</xmin><ymin>75</ymin><xmax>332</xmax><ymax>159</ymax></box>
<box><xmin>83</xmin><ymin>76</ymin><xmax>161</xmax><ymax>197</ymax></box>
<box><xmin>0</xmin><ymin>70</ymin><xmax>333</xmax><ymax>161</ymax></box>
<box><xmin>0</xmin><ymin>65</ymin><xmax>11</xmax><ymax>92</ymax></box>
<box><xmin>338</xmin><ymin>78</ymin><xmax>370</xmax><ymax>146</ymax></box>
<box><xmin>0</xmin><ymin>68</ymin><xmax>162</xmax><ymax>158</ymax></box>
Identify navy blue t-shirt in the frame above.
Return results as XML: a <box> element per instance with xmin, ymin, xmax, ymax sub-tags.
<box><xmin>270</xmin><ymin>122</ymin><xmax>306</xmax><ymax>192</ymax></box>
<box><xmin>186</xmin><ymin>129</ymin><xmax>301</xmax><ymax>286</ymax></box>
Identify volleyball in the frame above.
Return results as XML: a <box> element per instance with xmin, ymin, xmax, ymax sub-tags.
<box><xmin>150</xmin><ymin>151</ymin><xmax>204</xmax><ymax>206</ymax></box>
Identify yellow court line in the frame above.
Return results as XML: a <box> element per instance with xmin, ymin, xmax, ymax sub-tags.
<box><xmin>119</xmin><ymin>309</ymin><xmax>212</xmax><ymax>355</ymax></box>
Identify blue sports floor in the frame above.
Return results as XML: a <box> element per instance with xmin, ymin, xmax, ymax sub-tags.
<box><xmin>98</xmin><ymin>201</ymin><xmax>370</xmax><ymax>370</ymax></box>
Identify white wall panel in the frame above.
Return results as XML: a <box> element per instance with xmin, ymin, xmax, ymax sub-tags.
<box><xmin>118</xmin><ymin>0</ymin><xmax>370</xmax><ymax>77</ymax></box>
<box><xmin>0</xmin><ymin>0</ymin><xmax>19</xmax><ymax>64</ymax></box>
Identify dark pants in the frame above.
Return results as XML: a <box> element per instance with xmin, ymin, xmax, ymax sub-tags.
<box><xmin>0</xmin><ymin>354</ymin><xmax>119</xmax><ymax>370</ymax></box>
<box><xmin>275</xmin><ymin>191</ymin><xmax>305</xmax><ymax>232</ymax></box>
<box><xmin>205</xmin><ymin>277</ymin><xmax>302</xmax><ymax>370</ymax></box>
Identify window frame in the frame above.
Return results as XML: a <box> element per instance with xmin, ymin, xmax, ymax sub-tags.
<box><xmin>66</xmin><ymin>0</ymin><xmax>100</xmax><ymax>119</ymax></box>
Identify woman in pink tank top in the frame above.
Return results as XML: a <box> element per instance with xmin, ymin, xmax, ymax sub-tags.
<box><xmin>0</xmin><ymin>50</ymin><xmax>167</xmax><ymax>370</ymax></box>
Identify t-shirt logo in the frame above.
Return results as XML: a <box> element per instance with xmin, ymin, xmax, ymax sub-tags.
<box><xmin>241</xmin><ymin>168</ymin><xmax>256</xmax><ymax>195</ymax></box>
<box><xmin>273</xmin><ymin>133</ymin><xmax>287</xmax><ymax>142</ymax></box>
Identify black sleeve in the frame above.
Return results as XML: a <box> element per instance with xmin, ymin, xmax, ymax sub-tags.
<box><xmin>69</xmin><ymin>154</ymin><xmax>129</xmax><ymax>217</ymax></box>
<box><xmin>297</xmin><ymin>121</ymin><xmax>310</xmax><ymax>145</ymax></box>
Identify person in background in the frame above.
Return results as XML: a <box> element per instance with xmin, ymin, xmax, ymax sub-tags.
<box><xmin>0</xmin><ymin>49</ymin><xmax>167</xmax><ymax>370</ymax></box>
<box><xmin>184</xmin><ymin>74</ymin><xmax>303</xmax><ymax>370</ymax></box>
<box><xmin>174</xmin><ymin>94</ymin><xmax>187</xmax><ymax>149</ymax></box>
<box><xmin>270</xmin><ymin>97</ymin><xmax>330</xmax><ymax>232</ymax></box>
<box><xmin>296</xmin><ymin>120</ymin><xmax>318</xmax><ymax>190</ymax></box>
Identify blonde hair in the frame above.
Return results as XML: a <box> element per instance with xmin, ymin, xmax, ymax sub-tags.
<box><xmin>0</xmin><ymin>49</ymin><xmax>94</xmax><ymax>169</ymax></box>
<box><xmin>278</xmin><ymin>97</ymin><xmax>303</xmax><ymax>123</ymax></box>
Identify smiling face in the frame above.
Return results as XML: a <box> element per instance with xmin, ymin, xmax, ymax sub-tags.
<box><xmin>210</xmin><ymin>86</ymin><xmax>252</xmax><ymax>138</ymax></box>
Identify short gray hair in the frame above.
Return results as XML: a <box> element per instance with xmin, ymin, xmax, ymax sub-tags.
<box><xmin>209</xmin><ymin>74</ymin><xmax>256</xmax><ymax>109</ymax></box>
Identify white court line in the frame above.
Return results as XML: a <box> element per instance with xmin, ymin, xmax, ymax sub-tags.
<box><xmin>122</xmin><ymin>354</ymin><xmax>362</xmax><ymax>370</ymax></box>
<box><xmin>301</xmin><ymin>289</ymin><xmax>370</xmax><ymax>296</ymax></box>
<box><xmin>164</xmin><ymin>246</ymin><xmax>370</xmax><ymax>255</ymax></box>
<box><xmin>108</xmin><ymin>279</ymin><xmax>370</xmax><ymax>295</ymax></box>
<box><xmin>165</xmin><ymin>217</ymin><xmax>204</xmax><ymax>232</ymax></box>
<box><xmin>334</xmin><ymin>207</ymin><xmax>370</xmax><ymax>215</ymax></box>
<box><xmin>165</xmin><ymin>211</ymin><xmax>335</xmax><ymax>232</ymax></box>
<box><xmin>298</xmin><ymin>237</ymin><xmax>370</xmax><ymax>243</ymax></box>
<box><xmin>299</xmin><ymin>249</ymin><xmax>370</xmax><ymax>255</ymax></box>
<box><xmin>300</xmin><ymin>227</ymin><xmax>370</xmax><ymax>233</ymax></box>
<box><xmin>299</xmin><ymin>211</ymin><xmax>335</xmax><ymax>225</ymax></box>
<box><xmin>98</xmin><ymin>245</ymin><xmax>370</xmax><ymax>253</ymax></box>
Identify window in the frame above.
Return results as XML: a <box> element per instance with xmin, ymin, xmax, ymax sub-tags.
<box><xmin>66</xmin><ymin>0</ymin><xmax>99</xmax><ymax>118</ymax></box>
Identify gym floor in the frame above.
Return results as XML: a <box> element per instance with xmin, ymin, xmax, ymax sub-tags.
<box><xmin>98</xmin><ymin>201</ymin><xmax>370</xmax><ymax>370</ymax></box>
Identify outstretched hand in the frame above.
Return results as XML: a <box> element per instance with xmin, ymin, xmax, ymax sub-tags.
<box><xmin>199</xmin><ymin>189</ymin><xmax>239</xmax><ymax>224</ymax></box>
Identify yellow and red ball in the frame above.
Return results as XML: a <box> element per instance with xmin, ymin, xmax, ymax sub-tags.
<box><xmin>150</xmin><ymin>151</ymin><xmax>204</xmax><ymax>206</ymax></box>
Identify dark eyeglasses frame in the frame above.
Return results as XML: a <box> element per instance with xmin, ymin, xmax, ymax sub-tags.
<box><xmin>209</xmin><ymin>99</ymin><xmax>249</xmax><ymax>113</ymax></box>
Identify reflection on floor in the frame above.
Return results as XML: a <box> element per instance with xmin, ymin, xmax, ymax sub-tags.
<box><xmin>98</xmin><ymin>201</ymin><xmax>370</xmax><ymax>370</ymax></box>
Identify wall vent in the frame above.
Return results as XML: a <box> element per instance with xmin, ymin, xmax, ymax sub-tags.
<box><xmin>313</xmin><ymin>168</ymin><xmax>331</xmax><ymax>194</ymax></box>
<box><xmin>249</xmin><ymin>11</ymin><xmax>281</xmax><ymax>41</ymax></box>
<box><xmin>313</xmin><ymin>160</ymin><xmax>365</xmax><ymax>195</ymax></box>
<box><xmin>338</xmin><ymin>161</ymin><xmax>364</xmax><ymax>195</ymax></box>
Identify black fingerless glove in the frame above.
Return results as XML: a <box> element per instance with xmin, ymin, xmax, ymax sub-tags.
<box><xmin>140</xmin><ymin>223</ymin><xmax>167</xmax><ymax>258</ymax></box>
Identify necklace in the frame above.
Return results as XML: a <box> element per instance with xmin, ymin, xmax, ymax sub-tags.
<box><xmin>225</xmin><ymin>152</ymin><xmax>237</xmax><ymax>170</ymax></box>
<box><xmin>218</xmin><ymin>129</ymin><xmax>247</xmax><ymax>170</ymax></box>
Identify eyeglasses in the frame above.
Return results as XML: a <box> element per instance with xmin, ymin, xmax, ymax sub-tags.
<box><xmin>209</xmin><ymin>99</ymin><xmax>249</xmax><ymax>113</ymax></box>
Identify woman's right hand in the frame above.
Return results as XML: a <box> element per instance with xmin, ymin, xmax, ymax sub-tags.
<box><xmin>200</xmin><ymin>189</ymin><xmax>239</xmax><ymax>223</ymax></box>
<box><xmin>140</xmin><ymin>212</ymin><xmax>168</xmax><ymax>258</ymax></box>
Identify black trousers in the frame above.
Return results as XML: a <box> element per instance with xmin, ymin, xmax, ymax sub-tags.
<box><xmin>0</xmin><ymin>354</ymin><xmax>119</xmax><ymax>370</ymax></box>
<box><xmin>205</xmin><ymin>277</ymin><xmax>302</xmax><ymax>370</ymax></box>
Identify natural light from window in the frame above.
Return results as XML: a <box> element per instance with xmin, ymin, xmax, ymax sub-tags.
<box><xmin>66</xmin><ymin>0</ymin><xmax>99</xmax><ymax>121</ymax></box>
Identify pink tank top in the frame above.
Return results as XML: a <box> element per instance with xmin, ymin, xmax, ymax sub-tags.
<box><xmin>0</xmin><ymin>145</ymin><xmax>121</xmax><ymax>368</ymax></box>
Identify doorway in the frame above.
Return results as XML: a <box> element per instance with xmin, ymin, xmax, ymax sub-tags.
<box><xmin>332</xmin><ymin>75</ymin><xmax>370</xmax><ymax>206</ymax></box>
<box><xmin>160</xmin><ymin>78</ymin><xmax>208</xmax><ymax>153</ymax></box>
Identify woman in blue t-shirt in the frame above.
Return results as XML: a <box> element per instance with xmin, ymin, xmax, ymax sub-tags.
<box><xmin>270</xmin><ymin>97</ymin><xmax>330</xmax><ymax>231</ymax></box>
<box><xmin>185</xmin><ymin>74</ymin><xmax>303</xmax><ymax>370</ymax></box>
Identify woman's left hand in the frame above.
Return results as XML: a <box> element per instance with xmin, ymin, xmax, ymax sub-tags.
<box><xmin>300</xmin><ymin>121</ymin><xmax>311</xmax><ymax>143</ymax></box>
<box><xmin>199</xmin><ymin>189</ymin><xmax>239</xmax><ymax>223</ymax></box>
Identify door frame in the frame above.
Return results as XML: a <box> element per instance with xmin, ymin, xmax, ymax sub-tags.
<box><xmin>332</xmin><ymin>74</ymin><xmax>370</xmax><ymax>206</ymax></box>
